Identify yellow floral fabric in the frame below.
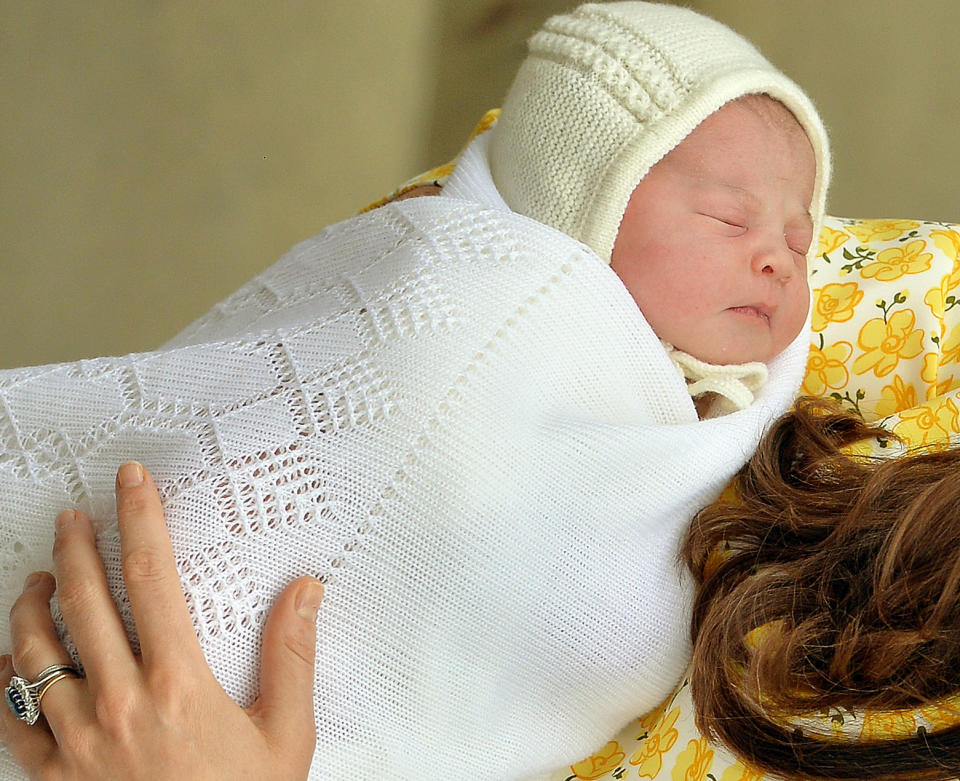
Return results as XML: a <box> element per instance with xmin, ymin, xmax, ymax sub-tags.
<box><xmin>806</xmin><ymin>218</ymin><xmax>960</xmax><ymax>452</ymax></box>
<box><xmin>367</xmin><ymin>113</ymin><xmax>960</xmax><ymax>780</ymax></box>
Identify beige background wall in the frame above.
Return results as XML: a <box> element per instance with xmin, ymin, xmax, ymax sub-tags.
<box><xmin>3</xmin><ymin>0</ymin><xmax>958</xmax><ymax>369</ymax></box>
<box><xmin>1</xmin><ymin>1</ymin><xmax>439</xmax><ymax>368</ymax></box>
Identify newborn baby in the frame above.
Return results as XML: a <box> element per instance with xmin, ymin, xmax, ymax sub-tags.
<box><xmin>0</xmin><ymin>3</ymin><xmax>828</xmax><ymax>780</ymax></box>
<box><xmin>611</xmin><ymin>95</ymin><xmax>814</xmax><ymax>368</ymax></box>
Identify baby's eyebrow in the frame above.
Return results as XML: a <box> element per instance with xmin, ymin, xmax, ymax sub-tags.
<box><xmin>716</xmin><ymin>182</ymin><xmax>813</xmax><ymax>227</ymax></box>
<box><xmin>703</xmin><ymin>181</ymin><xmax>765</xmax><ymax>214</ymax></box>
<box><xmin>717</xmin><ymin>182</ymin><xmax>761</xmax><ymax>208</ymax></box>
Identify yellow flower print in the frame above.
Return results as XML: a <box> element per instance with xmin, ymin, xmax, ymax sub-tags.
<box><xmin>860</xmin><ymin>240</ymin><xmax>933</xmax><ymax>282</ymax></box>
<box><xmin>720</xmin><ymin>760</ymin><xmax>766</xmax><ymax>781</ymax></box>
<box><xmin>817</xmin><ymin>226</ymin><xmax>849</xmax><ymax>257</ymax></box>
<box><xmin>803</xmin><ymin>341</ymin><xmax>852</xmax><ymax>396</ymax></box>
<box><xmin>703</xmin><ymin>544</ymin><xmax>730</xmax><ymax>578</ymax></box>
<box><xmin>930</xmin><ymin>230</ymin><xmax>960</xmax><ymax>306</ymax></box>
<box><xmin>570</xmin><ymin>741</ymin><xmax>625</xmax><ymax>780</ymax></box>
<box><xmin>852</xmin><ymin>310</ymin><xmax>925</xmax><ymax>378</ymax></box>
<box><xmin>920</xmin><ymin>693</ymin><xmax>960</xmax><ymax>731</ymax></box>
<box><xmin>840</xmin><ymin>436</ymin><xmax>882</xmax><ymax>459</ymax></box>
<box><xmin>744</xmin><ymin>620</ymin><xmax>782</xmax><ymax>650</ymax></box>
<box><xmin>931</xmin><ymin>228</ymin><xmax>960</xmax><ymax>264</ymax></box>
<box><xmin>923</xmin><ymin>352</ymin><xmax>940</xmax><ymax>384</ymax></box>
<box><xmin>924</xmin><ymin>276</ymin><xmax>951</xmax><ymax>321</ymax></box>
<box><xmin>846</xmin><ymin>219</ymin><xmax>920</xmax><ymax>243</ymax></box>
<box><xmin>632</xmin><ymin>707</ymin><xmax>681</xmax><ymax>778</ymax></box>
<box><xmin>638</xmin><ymin>696</ymin><xmax>672</xmax><ymax>732</ymax></box>
<box><xmin>892</xmin><ymin>397</ymin><xmax>960</xmax><ymax>450</ymax></box>
<box><xmin>875</xmin><ymin>375</ymin><xmax>917</xmax><ymax>418</ymax></box>
<box><xmin>941</xmin><ymin>323</ymin><xmax>960</xmax><ymax>366</ymax></box>
<box><xmin>811</xmin><ymin>282</ymin><xmax>863</xmax><ymax>332</ymax></box>
<box><xmin>671</xmin><ymin>738</ymin><xmax>714</xmax><ymax>781</ymax></box>
<box><xmin>859</xmin><ymin>710</ymin><xmax>917</xmax><ymax>741</ymax></box>
<box><xmin>919</xmin><ymin>353</ymin><xmax>958</xmax><ymax>401</ymax></box>
<box><xmin>927</xmin><ymin>375</ymin><xmax>960</xmax><ymax>401</ymax></box>
<box><xmin>716</xmin><ymin>478</ymin><xmax>742</xmax><ymax>505</ymax></box>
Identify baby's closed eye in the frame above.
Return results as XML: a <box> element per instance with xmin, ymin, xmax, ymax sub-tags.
<box><xmin>697</xmin><ymin>212</ymin><xmax>747</xmax><ymax>234</ymax></box>
<box><xmin>785</xmin><ymin>228</ymin><xmax>813</xmax><ymax>255</ymax></box>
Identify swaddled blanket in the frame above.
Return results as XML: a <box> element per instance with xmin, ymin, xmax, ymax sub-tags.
<box><xmin>0</xmin><ymin>133</ymin><xmax>808</xmax><ymax>780</ymax></box>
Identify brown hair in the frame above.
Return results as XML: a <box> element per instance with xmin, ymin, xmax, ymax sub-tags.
<box><xmin>684</xmin><ymin>397</ymin><xmax>960</xmax><ymax>779</ymax></box>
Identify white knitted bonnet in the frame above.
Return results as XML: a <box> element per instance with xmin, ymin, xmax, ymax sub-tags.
<box><xmin>489</xmin><ymin>1</ymin><xmax>831</xmax><ymax>266</ymax></box>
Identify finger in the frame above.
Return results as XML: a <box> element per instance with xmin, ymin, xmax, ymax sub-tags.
<box><xmin>8</xmin><ymin>572</ymin><xmax>72</xmax><ymax>680</ymax></box>
<box><xmin>6</xmin><ymin>573</ymin><xmax>87</xmax><ymax>737</ymax></box>
<box><xmin>248</xmin><ymin>577</ymin><xmax>322</xmax><ymax>757</ymax></box>
<box><xmin>114</xmin><ymin>462</ymin><xmax>204</xmax><ymax>670</ymax></box>
<box><xmin>0</xmin><ymin>654</ymin><xmax>59</xmax><ymax>778</ymax></box>
<box><xmin>52</xmin><ymin>509</ymin><xmax>138</xmax><ymax>691</ymax></box>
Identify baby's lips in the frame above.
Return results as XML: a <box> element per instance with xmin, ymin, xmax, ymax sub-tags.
<box><xmin>728</xmin><ymin>304</ymin><xmax>772</xmax><ymax>322</ymax></box>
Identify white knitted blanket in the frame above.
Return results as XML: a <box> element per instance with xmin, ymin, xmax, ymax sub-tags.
<box><xmin>0</xmin><ymin>134</ymin><xmax>807</xmax><ymax>780</ymax></box>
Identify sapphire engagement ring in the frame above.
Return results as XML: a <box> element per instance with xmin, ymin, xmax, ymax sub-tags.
<box><xmin>5</xmin><ymin>664</ymin><xmax>83</xmax><ymax>725</ymax></box>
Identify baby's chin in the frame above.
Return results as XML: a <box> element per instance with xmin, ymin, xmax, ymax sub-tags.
<box><xmin>670</xmin><ymin>334</ymin><xmax>791</xmax><ymax>366</ymax></box>
<box><xmin>672</xmin><ymin>312</ymin><xmax>809</xmax><ymax>365</ymax></box>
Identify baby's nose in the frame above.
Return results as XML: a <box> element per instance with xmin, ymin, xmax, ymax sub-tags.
<box><xmin>751</xmin><ymin>245</ymin><xmax>795</xmax><ymax>283</ymax></box>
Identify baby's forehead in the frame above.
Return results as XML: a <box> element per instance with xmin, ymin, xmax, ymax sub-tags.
<box><xmin>642</xmin><ymin>98</ymin><xmax>817</xmax><ymax>224</ymax></box>
<box><xmin>666</xmin><ymin>98</ymin><xmax>815</xmax><ymax>173</ymax></box>
<box><xmin>695</xmin><ymin>97</ymin><xmax>810</xmax><ymax>148</ymax></box>
<box><xmin>735</xmin><ymin>94</ymin><xmax>806</xmax><ymax>130</ymax></box>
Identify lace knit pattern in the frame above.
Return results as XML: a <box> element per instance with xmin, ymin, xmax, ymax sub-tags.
<box><xmin>0</xmin><ymin>188</ymin><xmax>805</xmax><ymax>779</ymax></box>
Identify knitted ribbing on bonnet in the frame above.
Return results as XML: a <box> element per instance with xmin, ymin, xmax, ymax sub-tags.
<box><xmin>490</xmin><ymin>1</ymin><xmax>831</xmax><ymax>412</ymax></box>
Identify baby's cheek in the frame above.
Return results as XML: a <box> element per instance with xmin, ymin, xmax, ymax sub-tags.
<box><xmin>798</xmin><ymin>283</ymin><xmax>812</xmax><ymax>322</ymax></box>
<box><xmin>782</xmin><ymin>286</ymin><xmax>812</xmax><ymax>345</ymax></box>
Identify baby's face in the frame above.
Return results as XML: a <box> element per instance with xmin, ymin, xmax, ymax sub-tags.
<box><xmin>610</xmin><ymin>97</ymin><xmax>816</xmax><ymax>365</ymax></box>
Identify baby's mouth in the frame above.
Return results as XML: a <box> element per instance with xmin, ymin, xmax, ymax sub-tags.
<box><xmin>729</xmin><ymin>305</ymin><xmax>771</xmax><ymax>323</ymax></box>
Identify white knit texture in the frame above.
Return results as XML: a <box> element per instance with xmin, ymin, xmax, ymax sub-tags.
<box><xmin>0</xmin><ymin>137</ymin><xmax>807</xmax><ymax>780</ymax></box>
<box><xmin>669</xmin><ymin>348</ymin><xmax>769</xmax><ymax>418</ymax></box>
<box><xmin>490</xmin><ymin>1</ymin><xmax>831</xmax><ymax>265</ymax></box>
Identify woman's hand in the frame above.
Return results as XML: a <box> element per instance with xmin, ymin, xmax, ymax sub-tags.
<box><xmin>0</xmin><ymin>461</ymin><xmax>323</xmax><ymax>780</ymax></box>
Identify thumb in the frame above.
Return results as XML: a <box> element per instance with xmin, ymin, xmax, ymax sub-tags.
<box><xmin>249</xmin><ymin>577</ymin><xmax>323</xmax><ymax>750</ymax></box>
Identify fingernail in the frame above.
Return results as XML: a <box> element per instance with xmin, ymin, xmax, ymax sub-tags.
<box><xmin>24</xmin><ymin>572</ymin><xmax>44</xmax><ymax>589</ymax></box>
<box><xmin>55</xmin><ymin>509</ymin><xmax>76</xmax><ymax>531</ymax></box>
<box><xmin>117</xmin><ymin>461</ymin><xmax>144</xmax><ymax>488</ymax></box>
<box><xmin>296</xmin><ymin>581</ymin><xmax>324</xmax><ymax>621</ymax></box>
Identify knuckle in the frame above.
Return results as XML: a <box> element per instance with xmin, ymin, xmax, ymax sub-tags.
<box><xmin>144</xmin><ymin>664</ymin><xmax>177</xmax><ymax>695</ymax></box>
<box><xmin>55</xmin><ymin>578</ymin><xmax>98</xmax><ymax>617</ymax></box>
<box><xmin>121</xmin><ymin>548</ymin><xmax>165</xmax><ymax>584</ymax></box>
<box><xmin>8</xmin><ymin>589</ymin><xmax>30</xmax><ymax>625</ymax></box>
<box><xmin>282</xmin><ymin>631</ymin><xmax>316</xmax><ymax>668</ymax></box>
<box><xmin>11</xmin><ymin>634</ymin><xmax>45</xmax><ymax>671</ymax></box>
<box><xmin>144</xmin><ymin>665</ymin><xmax>192</xmax><ymax>714</ymax></box>
<box><xmin>94</xmin><ymin>688</ymin><xmax>140</xmax><ymax>733</ymax></box>
<box><xmin>116</xmin><ymin>491</ymin><xmax>149</xmax><ymax>518</ymax></box>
